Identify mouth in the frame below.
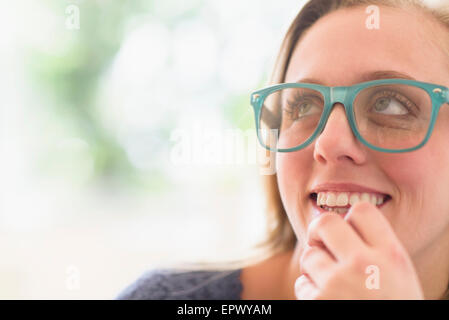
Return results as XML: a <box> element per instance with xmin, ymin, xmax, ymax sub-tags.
<box><xmin>309</xmin><ymin>192</ymin><xmax>392</xmax><ymax>216</ymax></box>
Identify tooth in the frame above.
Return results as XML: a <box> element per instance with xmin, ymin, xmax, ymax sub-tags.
<box><xmin>376</xmin><ymin>196</ymin><xmax>384</xmax><ymax>205</ymax></box>
<box><xmin>360</xmin><ymin>193</ymin><xmax>371</xmax><ymax>203</ymax></box>
<box><xmin>318</xmin><ymin>193</ymin><xmax>325</xmax><ymax>206</ymax></box>
<box><xmin>316</xmin><ymin>191</ymin><xmax>386</xmax><ymax>208</ymax></box>
<box><xmin>336</xmin><ymin>193</ymin><xmax>349</xmax><ymax>206</ymax></box>
<box><xmin>335</xmin><ymin>207</ymin><xmax>349</xmax><ymax>214</ymax></box>
<box><xmin>326</xmin><ymin>193</ymin><xmax>337</xmax><ymax>206</ymax></box>
<box><xmin>349</xmin><ymin>193</ymin><xmax>360</xmax><ymax>205</ymax></box>
<box><xmin>320</xmin><ymin>193</ymin><xmax>327</xmax><ymax>206</ymax></box>
<box><xmin>322</xmin><ymin>206</ymin><xmax>349</xmax><ymax>214</ymax></box>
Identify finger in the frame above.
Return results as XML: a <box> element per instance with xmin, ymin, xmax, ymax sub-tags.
<box><xmin>300</xmin><ymin>245</ymin><xmax>337</xmax><ymax>289</ymax></box>
<box><xmin>307</xmin><ymin>213</ymin><xmax>367</xmax><ymax>262</ymax></box>
<box><xmin>294</xmin><ymin>274</ymin><xmax>320</xmax><ymax>300</ymax></box>
<box><xmin>344</xmin><ymin>201</ymin><xmax>400</xmax><ymax>248</ymax></box>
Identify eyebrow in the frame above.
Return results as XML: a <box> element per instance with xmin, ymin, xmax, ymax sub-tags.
<box><xmin>296</xmin><ymin>70</ymin><xmax>417</xmax><ymax>85</ymax></box>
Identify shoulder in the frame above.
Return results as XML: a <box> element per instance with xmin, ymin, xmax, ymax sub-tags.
<box><xmin>115</xmin><ymin>268</ymin><xmax>244</xmax><ymax>300</ymax></box>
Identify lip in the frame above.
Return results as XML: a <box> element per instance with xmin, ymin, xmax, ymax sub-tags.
<box><xmin>309</xmin><ymin>182</ymin><xmax>390</xmax><ymax>198</ymax></box>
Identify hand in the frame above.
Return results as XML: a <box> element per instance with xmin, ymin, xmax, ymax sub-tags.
<box><xmin>294</xmin><ymin>201</ymin><xmax>424</xmax><ymax>299</ymax></box>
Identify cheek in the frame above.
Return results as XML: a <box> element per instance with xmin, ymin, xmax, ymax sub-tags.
<box><xmin>379</xmin><ymin>143</ymin><xmax>449</xmax><ymax>254</ymax></box>
<box><xmin>276</xmin><ymin>152</ymin><xmax>312</xmax><ymax>232</ymax></box>
<box><xmin>382</xmin><ymin>140</ymin><xmax>449</xmax><ymax>208</ymax></box>
<box><xmin>379</xmin><ymin>114</ymin><xmax>449</xmax><ymax>200</ymax></box>
<box><xmin>378</xmin><ymin>153</ymin><xmax>425</xmax><ymax>232</ymax></box>
<box><xmin>276</xmin><ymin>152</ymin><xmax>309</xmax><ymax>197</ymax></box>
<box><xmin>379</xmin><ymin>154</ymin><xmax>425</xmax><ymax>195</ymax></box>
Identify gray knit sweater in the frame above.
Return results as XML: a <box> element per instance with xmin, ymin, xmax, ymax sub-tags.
<box><xmin>116</xmin><ymin>268</ymin><xmax>243</xmax><ymax>300</ymax></box>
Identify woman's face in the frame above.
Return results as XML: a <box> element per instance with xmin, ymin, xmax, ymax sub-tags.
<box><xmin>277</xmin><ymin>5</ymin><xmax>449</xmax><ymax>258</ymax></box>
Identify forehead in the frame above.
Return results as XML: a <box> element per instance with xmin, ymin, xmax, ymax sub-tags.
<box><xmin>285</xmin><ymin>6</ymin><xmax>449</xmax><ymax>87</ymax></box>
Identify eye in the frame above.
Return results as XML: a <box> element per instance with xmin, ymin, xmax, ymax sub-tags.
<box><xmin>373</xmin><ymin>97</ymin><xmax>408</xmax><ymax>115</ymax></box>
<box><xmin>370</xmin><ymin>91</ymin><xmax>416</xmax><ymax>116</ymax></box>
<box><xmin>292</xmin><ymin>101</ymin><xmax>313</xmax><ymax>115</ymax></box>
<box><xmin>283</xmin><ymin>92</ymin><xmax>323</xmax><ymax>120</ymax></box>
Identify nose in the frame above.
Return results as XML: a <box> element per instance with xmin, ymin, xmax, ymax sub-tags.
<box><xmin>313</xmin><ymin>102</ymin><xmax>367</xmax><ymax>164</ymax></box>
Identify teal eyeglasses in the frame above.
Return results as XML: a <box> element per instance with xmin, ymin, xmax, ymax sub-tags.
<box><xmin>250</xmin><ymin>79</ymin><xmax>449</xmax><ymax>153</ymax></box>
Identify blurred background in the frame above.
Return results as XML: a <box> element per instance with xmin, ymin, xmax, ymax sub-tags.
<box><xmin>0</xmin><ymin>0</ymin><xmax>305</xmax><ymax>299</ymax></box>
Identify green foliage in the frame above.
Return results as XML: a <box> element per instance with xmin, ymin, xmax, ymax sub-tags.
<box><xmin>26</xmin><ymin>1</ymin><xmax>151</xmax><ymax>182</ymax></box>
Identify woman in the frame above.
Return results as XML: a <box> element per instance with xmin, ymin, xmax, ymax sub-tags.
<box><xmin>117</xmin><ymin>0</ymin><xmax>449</xmax><ymax>300</ymax></box>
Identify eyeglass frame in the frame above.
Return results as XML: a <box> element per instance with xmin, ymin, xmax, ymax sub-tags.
<box><xmin>250</xmin><ymin>78</ymin><xmax>449</xmax><ymax>153</ymax></box>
